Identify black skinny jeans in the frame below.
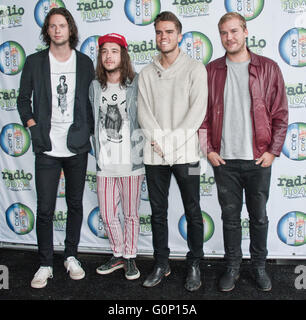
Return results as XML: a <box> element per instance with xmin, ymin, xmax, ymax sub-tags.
<box><xmin>213</xmin><ymin>160</ymin><xmax>271</xmax><ymax>268</ymax></box>
<box><xmin>145</xmin><ymin>162</ymin><xmax>204</xmax><ymax>267</ymax></box>
<box><xmin>35</xmin><ymin>152</ymin><xmax>88</xmax><ymax>266</ymax></box>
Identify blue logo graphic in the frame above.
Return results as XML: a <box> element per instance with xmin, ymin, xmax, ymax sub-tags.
<box><xmin>6</xmin><ymin>203</ymin><xmax>35</xmax><ymax>235</ymax></box>
<box><xmin>225</xmin><ymin>0</ymin><xmax>265</xmax><ymax>20</ymax></box>
<box><xmin>87</xmin><ymin>207</ymin><xmax>108</xmax><ymax>239</ymax></box>
<box><xmin>34</xmin><ymin>0</ymin><xmax>66</xmax><ymax>27</ymax></box>
<box><xmin>80</xmin><ymin>35</ymin><xmax>100</xmax><ymax>68</ymax></box>
<box><xmin>178</xmin><ymin>211</ymin><xmax>214</xmax><ymax>243</ymax></box>
<box><xmin>279</xmin><ymin>28</ymin><xmax>306</xmax><ymax>67</ymax></box>
<box><xmin>179</xmin><ymin>31</ymin><xmax>213</xmax><ymax>65</ymax></box>
<box><xmin>0</xmin><ymin>123</ymin><xmax>30</xmax><ymax>157</ymax></box>
<box><xmin>277</xmin><ymin>211</ymin><xmax>306</xmax><ymax>246</ymax></box>
<box><xmin>282</xmin><ymin>122</ymin><xmax>306</xmax><ymax>161</ymax></box>
<box><xmin>0</xmin><ymin>41</ymin><xmax>26</xmax><ymax>75</ymax></box>
<box><xmin>124</xmin><ymin>0</ymin><xmax>161</xmax><ymax>26</ymax></box>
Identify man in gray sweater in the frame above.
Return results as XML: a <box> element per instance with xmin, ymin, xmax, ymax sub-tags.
<box><xmin>138</xmin><ymin>11</ymin><xmax>208</xmax><ymax>291</ymax></box>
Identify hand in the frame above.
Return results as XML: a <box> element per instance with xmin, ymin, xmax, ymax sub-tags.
<box><xmin>27</xmin><ymin>119</ymin><xmax>36</xmax><ymax>128</ymax></box>
<box><xmin>151</xmin><ymin>141</ymin><xmax>164</xmax><ymax>158</ymax></box>
<box><xmin>255</xmin><ymin>152</ymin><xmax>275</xmax><ymax>167</ymax></box>
<box><xmin>207</xmin><ymin>152</ymin><xmax>226</xmax><ymax>167</ymax></box>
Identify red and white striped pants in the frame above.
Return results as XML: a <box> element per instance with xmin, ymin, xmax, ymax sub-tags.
<box><xmin>97</xmin><ymin>175</ymin><xmax>144</xmax><ymax>258</ymax></box>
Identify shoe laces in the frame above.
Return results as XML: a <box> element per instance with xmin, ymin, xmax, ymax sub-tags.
<box><xmin>35</xmin><ymin>267</ymin><xmax>53</xmax><ymax>280</ymax></box>
<box><xmin>66</xmin><ymin>257</ymin><xmax>82</xmax><ymax>273</ymax></box>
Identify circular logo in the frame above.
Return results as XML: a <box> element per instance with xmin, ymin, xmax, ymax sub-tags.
<box><xmin>0</xmin><ymin>41</ymin><xmax>26</xmax><ymax>75</ymax></box>
<box><xmin>277</xmin><ymin>211</ymin><xmax>306</xmax><ymax>246</ymax></box>
<box><xmin>124</xmin><ymin>0</ymin><xmax>161</xmax><ymax>26</ymax></box>
<box><xmin>178</xmin><ymin>211</ymin><xmax>214</xmax><ymax>243</ymax></box>
<box><xmin>6</xmin><ymin>203</ymin><xmax>35</xmax><ymax>235</ymax></box>
<box><xmin>0</xmin><ymin>123</ymin><xmax>30</xmax><ymax>157</ymax></box>
<box><xmin>279</xmin><ymin>28</ymin><xmax>306</xmax><ymax>67</ymax></box>
<box><xmin>87</xmin><ymin>207</ymin><xmax>108</xmax><ymax>239</ymax></box>
<box><xmin>225</xmin><ymin>0</ymin><xmax>264</xmax><ymax>20</ymax></box>
<box><xmin>34</xmin><ymin>0</ymin><xmax>66</xmax><ymax>27</ymax></box>
<box><xmin>179</xmin><ymin>31</ymin><xmax>213</xmax><ymax>65</ymax></box>
<box><xmin>80</xmin><ymin>35</ymin><xmax>100</xmax><ymax>68</ymax></box>
<box><xmin>282</xmin><ymin>122</ymin><xmax>306</xmax><ymax>161</ymax></box>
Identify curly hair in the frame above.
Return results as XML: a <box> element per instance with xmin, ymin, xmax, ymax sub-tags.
<box><xmin>40</xmin><ymin>7</ymin><xmax>79</xmax><ymax>49</ymax></box>
<box><xmin>95</xmin><ymin>44</ymin><xmax>135</xmax><ymax>90</ymax></box>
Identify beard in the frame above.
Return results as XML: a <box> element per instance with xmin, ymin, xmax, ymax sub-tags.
<box><xmin>104</xmin><ymin>65</ymin><xmax>121</xmax><ymax>73</ymax></box>
<box><xmin>223</xmin><ymin>41</ymin><xmax>246</xmax><ymax>55</ymax></box>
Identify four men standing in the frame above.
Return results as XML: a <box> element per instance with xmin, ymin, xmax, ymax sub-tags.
<box><xmin>16</xmin><ymin>7</ymin><xmax>288</xmax><ymax>292</ymax></box>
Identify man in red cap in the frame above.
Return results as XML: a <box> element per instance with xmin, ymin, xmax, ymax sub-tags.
<box><xmin>89</xmin><ymin>33</ymin><xmax>145</xmax><ymax>280</ymax></box>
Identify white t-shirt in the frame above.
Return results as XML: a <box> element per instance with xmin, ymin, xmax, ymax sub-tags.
<box><xmin>97</xmin><ymin>82</ymin><xmax>142</xmax><ymax>177</ymax></box>
<box><xmin>44</xmin><ymin>50</ymin><xmax>76</xmax><ymax>157</ymax></box>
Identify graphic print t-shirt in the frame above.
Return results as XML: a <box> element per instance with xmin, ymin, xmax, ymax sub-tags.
<box><xmin>97</xmin><ymin>82</ymin><xmax>140</xmax><ymax>177</ymax></box>
<box><xmin>45</xmin><ymin>50</ymin><xmax>76</xmax><ymax>157</ymax></box>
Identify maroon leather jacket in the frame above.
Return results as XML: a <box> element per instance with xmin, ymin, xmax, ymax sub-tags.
<box><xmin>200</xmin><ymin>50</ymin><xmax>288</xmax><ymax>159</ymax></box>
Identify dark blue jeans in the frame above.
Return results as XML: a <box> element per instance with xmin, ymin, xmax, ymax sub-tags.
<box><xmin>35</xmin><ymin>152</ymin><xmax>88</xmax><ymax>266</ymax></box>
<box><xmin>145</xmin><ymin>163</ymin><xmax>204</xmax><ymax>267</ymax></box>
<box><xmin>213</xmin><ymin>160</ymin><xmax>271</xmax><ymax>268</ymax></box>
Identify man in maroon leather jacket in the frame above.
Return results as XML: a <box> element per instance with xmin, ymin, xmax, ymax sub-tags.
<box><xmin>200</xmin><ymin>12</ymin><xmax>288</xmax><ymax>292</ymax></box>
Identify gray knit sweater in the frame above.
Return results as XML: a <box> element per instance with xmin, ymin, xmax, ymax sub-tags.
<box><xmin>138</xmin><ymin>50</ymin><xmax>208</xmax><ymax>165</ymax></box>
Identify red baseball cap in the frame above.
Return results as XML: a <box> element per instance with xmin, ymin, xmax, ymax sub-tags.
<box><xmin>98</xmin><ymin>33</ymin><xmax>128</xmax><ymax>49</ymax></box>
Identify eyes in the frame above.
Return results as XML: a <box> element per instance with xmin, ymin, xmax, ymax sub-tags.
<box><xmin>49</xmin><ymin>24</ymin><xmax>68</xmax><ymax>30</ymax></box>
<box><xmin>156</xmin><ymin>30</ymin><xmax>175</xmax><ymax>36</ymax></box>
<box><xmin>101</xmin><ymin>49</ymin><xmax>120</xmax><ymax>55</ymax></box>
<box><xmin>220</xmin><ymin>29</ymin><xmax>239</xmax><ymax>36</ymax></box>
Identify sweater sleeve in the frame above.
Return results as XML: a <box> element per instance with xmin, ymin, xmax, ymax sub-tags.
<box><xmin>137</xmin><ymin>70</ymin><xmax>165</xmax><ymax>149</ymax></box>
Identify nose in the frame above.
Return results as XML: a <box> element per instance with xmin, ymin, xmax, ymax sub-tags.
<box><xmin>227</xmin><ymin>32</ymin><xmax>233</xmax><ymax>41</ymax></box>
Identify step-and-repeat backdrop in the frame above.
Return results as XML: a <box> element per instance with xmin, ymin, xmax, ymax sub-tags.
<box><xmin>0</xmin><ymin>0</ymin><xmax>305</xmax><ymax>259</ymax></box>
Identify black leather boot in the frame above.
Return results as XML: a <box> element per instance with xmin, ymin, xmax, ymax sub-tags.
<box><xmin>253</xmin><ymin>267</ymin><xmax>272</xmax><ymax>291</ymax></box>
<box><xmin>143</xmin><ymin>264</ymin><xmax>171</xmax><ymax>288</ymax></box>
<box><xmin>185</xmin><ymin>262</ymin><xmax>202</xmax><ymax>292</ymax></box>
<box><xmin>219</xmin><ymin>267</ymin><xmax>240</xmax><ymax>292</ymax></box>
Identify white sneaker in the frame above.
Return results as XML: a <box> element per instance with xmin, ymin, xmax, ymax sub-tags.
<box><xmin>31</xmin><ymin>266</ymin><xmax>53</xmax><ymax>289</ymax></box>
<box><xmin>64</xmin><ymin>256</ymin><xmax>85</xmax><ymax>280</ymax></box>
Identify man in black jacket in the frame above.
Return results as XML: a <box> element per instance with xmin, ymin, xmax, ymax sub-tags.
<box><xmin>17</xmin><ymin>7</ymin><xmax>95</xmax><ymax>289</ymax></box>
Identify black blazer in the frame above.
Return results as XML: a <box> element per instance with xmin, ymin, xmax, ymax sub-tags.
<box><xmin>17</xmin><ymin>48</ymin><xmax>95</xmax><ymax>154</ymax></box>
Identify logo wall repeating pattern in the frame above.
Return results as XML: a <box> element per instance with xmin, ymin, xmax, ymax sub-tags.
<box><xmin>0</xmin><ymin>0</ymin><xmax>305</xmax><ymax>259</ymax></box>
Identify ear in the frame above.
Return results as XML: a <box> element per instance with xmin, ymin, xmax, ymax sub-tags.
<box><xmin>178</xmin><ymin>33</ymin><xmax>183</xmax><ymax>43</ymax></box>
<box><xmin>244</xmin><ymin>28</ymin><xmax>249</xmax><ymax>38</ymax></box>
